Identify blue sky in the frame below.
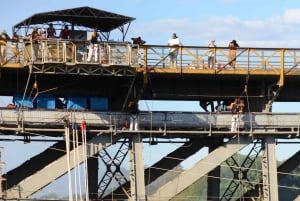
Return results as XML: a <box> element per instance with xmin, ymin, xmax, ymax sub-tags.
<box><xmin>1</xmin><ymin>0</ymin><xmax>300</xmax><ymax>197</ymax></box>
<box><xmin>2</xmin><ymin>0</ymin><xmax>300</xmax><ymax>47</ymax></box>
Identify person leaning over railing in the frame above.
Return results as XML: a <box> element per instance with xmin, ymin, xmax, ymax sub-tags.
<box><xmin>0</xmin><ymin>29</ymin><xmax>10</xmax><ymax>63</ymax></box>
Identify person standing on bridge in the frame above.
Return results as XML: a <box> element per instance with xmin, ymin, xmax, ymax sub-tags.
<box><xmin>228</xmin><ymin>98</ymin><xmax>242</xmax><ymax>132</ymax></box>
<box><xmin>87</xmin><ymin>29</ymin><xmax>100</xmax><ymax>63</ymax></box>
<box><xmin>0</xmin><ymin>29</ymin><xmax>10</xmax><ymax>63</ymax></box>
<box><xmin>208</xmin><ymin>39</ymin><xmax>216</xmax><ymax>69</ymax></box>
<box><xmin>128</xmin><ymin>99</ymin><xmax>139</xmax><ymax>131</ymax></box>
<box><xmin>31</xmin><ymin>28</ymin><xmax>40</xmax><ymax>61</ymax></box>
<box><xmin>168</xmin><ymin>33</ymin><xmax>181</xmax><ymax>68</ymax></box>
<box><xmin>228</xmin><ymin>39</ymin><xmax>239</xmax><ymax>70</ymax></box>
<box><xmin>11</xmin><ymin>31</ymin><xmax>21</xmax><ymax>62</ymax></box>
<box><xmin>131</xmin><ymin>36</ymin><xmax>146</xmax><ymax>66</ymax></box>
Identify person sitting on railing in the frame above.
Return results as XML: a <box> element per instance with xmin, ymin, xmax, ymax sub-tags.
<box><xmin>87</xmin><ymin>28</ymin><xmax>100</xmax><ymax>63</ymax></box>
<box><xmin>0</xmin><ymin>29</ymin><xmax>10</xmax><ymax>63</ymax></box>
<box><xmin>168</xmin><ymin>33</ymin><xmax>181</xmax><ymax>68</ymax></box>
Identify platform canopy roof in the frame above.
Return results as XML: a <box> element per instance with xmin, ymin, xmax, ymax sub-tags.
<box><xmin>13</xmin><ymin>6</ymin><xmax>136</xmax><ymax>32</ymax></box>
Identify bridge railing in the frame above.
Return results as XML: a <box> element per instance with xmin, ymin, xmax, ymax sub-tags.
<box><xmin>1</xmin><ymin>109</ymin><xmax>300</xmax><ymax>135</ymax></box>
<box><xmin>2</xmin><ymin>40</ymin><xmax>300</xmax><ymax>75</ymax></box>
<box><xmin>142</xmin><ymin>45</ymin><xmax>300</xmax><ymax>74</ymax></box>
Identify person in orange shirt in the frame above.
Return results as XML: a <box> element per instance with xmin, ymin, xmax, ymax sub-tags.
<box><xmin>228</xmin><ymin>40</ymin><xmax>239</xmax><ymax>69</ymax></box>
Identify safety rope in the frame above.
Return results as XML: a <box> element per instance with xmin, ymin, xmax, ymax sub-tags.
<box><xmin>71</xmin><ymin>112</ymin><xmax>79</xmax><ymax>201</ymax></box>
<box><xmin>64</xmin><ymin>114</ymin><xmax>73</xmax><ymax>201</ymax></box>
<box><xmin>80</xmin><ymin>118</ymin><xmax>89</xmax><ymax>201</ymax></box>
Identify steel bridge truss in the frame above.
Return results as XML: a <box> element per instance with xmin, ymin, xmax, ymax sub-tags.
<box><xmin>97</xmin><ymin>138</ymin><xmax>130</xmax><ymax>199</ymax></box>
<box><xmin>220</xmin><ymin>139</ymin><xmax>263</xmax><ymax>201</ymax></box>
<box><xmin>30</xmin><ymin>63</ymin><xmax>137</xmax><ymax>76</ymax></box>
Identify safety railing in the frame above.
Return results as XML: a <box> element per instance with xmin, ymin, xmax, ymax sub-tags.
<box><xmin>0</xmin><ymin>39</ymin><xmax>134</xmax><ymax>66</ymax></box>
<box><xmin>2</xmin><ymin>40</ymin><xmax>300</xmax><ymax>75</ymax></box>
<box><xmin>1</xmin><ymin>109</ymin><xmax>300</xmax><ymax>135</ymax></box>
<box><xmin>141</xmin><ymin>45</ymin><xmax>300</xmax><ymax>74</ymax></box>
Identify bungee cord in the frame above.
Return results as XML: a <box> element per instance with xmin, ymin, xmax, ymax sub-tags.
<box><xmin>64</xmin><ymin>116</ymin><xmax>73</xmax><ymax>201</ymax></box>
<box><xmin>80</xmin><ymin>118</ymin><xmax>89</xmax><ymax>201</ymax></box>
<box><xmin>75</xmin><ymin>127</ymin><xmax>84</xmax><ymax>201</ymax></box>
<box><xmin>71</xmin><ymin>112</ymin><xmax>80</xmax><ymax>201</ymax></box>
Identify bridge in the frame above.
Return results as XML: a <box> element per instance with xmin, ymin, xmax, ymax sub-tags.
<box><xmin>1</xmin><ymin>6</ymin><xmax>300</xmax><ymax>201</ymax></box>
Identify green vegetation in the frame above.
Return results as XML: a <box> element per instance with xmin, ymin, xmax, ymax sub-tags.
<box><xmin>172</xmin><ymin>154</ymin><xmax>300</xmax><ymax>201</ymax></box>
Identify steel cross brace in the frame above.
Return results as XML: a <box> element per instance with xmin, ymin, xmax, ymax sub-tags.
<box><xmin>220</xmin><ymin>139</ymin><xmax>262</xmax><ymax>201</ymax></box>
<box><xmin>97</xmin><ymin>139</ymin><xmax>130</xmax><ymax>198</ymax></box>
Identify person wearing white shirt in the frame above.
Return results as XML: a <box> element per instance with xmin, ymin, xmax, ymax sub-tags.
<box><xmin>208</xmin><ymin>40</ymin><xmax>216</xmax><ymax>69</ymax></box>
<box><xmin>168</xmin><ymin>33</ymin><xmax>180</xmax><ymax>68</ymax></box>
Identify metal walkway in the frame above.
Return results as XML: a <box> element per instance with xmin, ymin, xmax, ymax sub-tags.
<box><xmin>3</xmin><ymin>39</ymin><xmax>300</xmax><ymax>77</ymax></box>
<box><xmin>1</xmin><ymin>109</ymin><xmax>300</xmax><ymax>137</ymax></box>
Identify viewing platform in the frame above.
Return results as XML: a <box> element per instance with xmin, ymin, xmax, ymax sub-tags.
<box><xmin>2</xmin><ymin>39</ymin><xmax>300</xmax><ymax>78</ymax></box>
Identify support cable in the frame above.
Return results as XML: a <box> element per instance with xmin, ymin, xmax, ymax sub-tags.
<box><xmin>71</xmin><ymin>113</ymin><xmax>79</xmax><ymax>201</ymax></box>
<box><xmin>17</xmin><ymin>68</ymin><xmax>33</xmax><ymax>134</ymax></box>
